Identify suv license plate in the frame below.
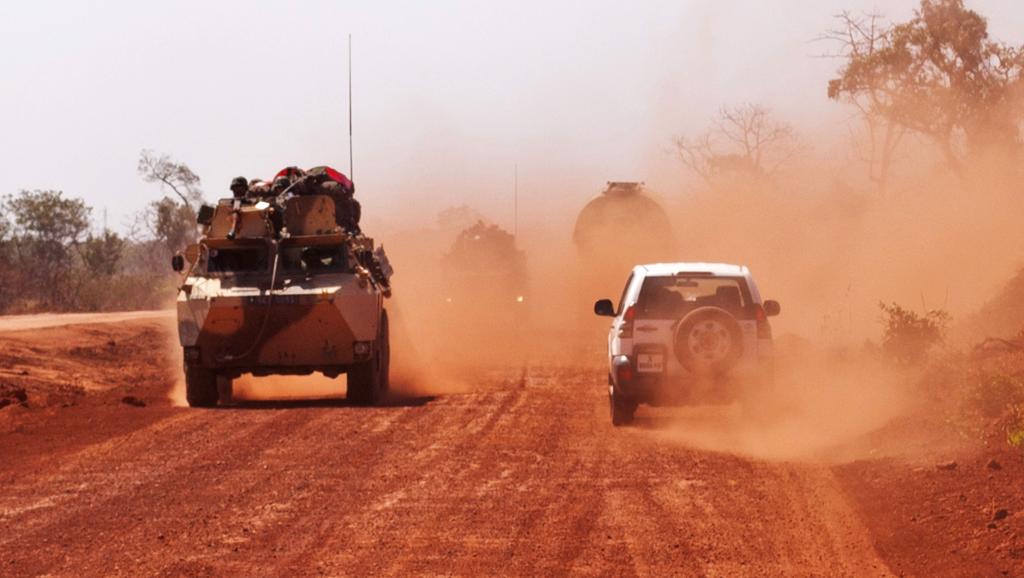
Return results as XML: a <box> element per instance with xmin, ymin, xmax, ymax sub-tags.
<box><xmin>636</xmin><ymin>353</ymin><xmax>664</xmax><ymax>373</ymax></box>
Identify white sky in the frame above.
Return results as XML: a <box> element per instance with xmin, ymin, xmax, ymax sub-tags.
<box><xmin>1</xmin><ymin>0</ymin><xmax>1022</xmax><ymax>235</ymax></box>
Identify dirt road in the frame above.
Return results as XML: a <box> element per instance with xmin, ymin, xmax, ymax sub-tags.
<box><xmin>0</xmin><ymin>318</ymin><xmax>1020</xmax><ymax>576</ymax></box>
<box><xmin>0</xmin><ymin>310</ymin><xmax>172</xmax><ymax>332</ymax></box>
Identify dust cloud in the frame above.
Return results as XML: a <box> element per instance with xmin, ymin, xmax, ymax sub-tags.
<box><xmin>191</xmin><ymin>143</ymin><xmax>1023</xmax><ymax>439</ymax></box>
<box><xmin>395</xmin><ymin>143</ymin><xmax>1021</xmax><ymax>459</ymax></box>
<box><xmin>163</xmin><ymin>25</ymin><xmax>1024</xmax><ymax>460</ymax></box>
<box><xmin>165</xmin><ymin>322</ymin><xmax>187</xmax><ymax>407</ymax></box>
<box><xmin>648</xmin><ymin>344</ymin><xmax>912</xmax><ymax>462</ymax></box>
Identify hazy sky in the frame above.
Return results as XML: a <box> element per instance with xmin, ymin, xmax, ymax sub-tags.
<box><xmin>2</xmin><ymin>0</ymin><xmax>1022</xmax><ymax>235</ymax></box>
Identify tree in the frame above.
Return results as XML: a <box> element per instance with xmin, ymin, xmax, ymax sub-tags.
<box><xmin>0</xmin><ymin>214</ymin><xmax>12</xmax><ymax>309</ymax></box>
<box><xmin>138</xmin><ymin>150</ymin><xmax>204</xmax><ymax>252</ymax></box>
<box><xmin>3</xmin><ymin>190</ymin><xmax>91</xmax><ymax>306</ymax></box>
<box><xmin>828</xmin><ymin>0</ymin><xmax>1024</xmax><ymax>171</ymax></box>
<box><xmin>81</xmin><ymin>230</ymin><xmax>126</xmax><ymax>276</ymax></box>
<box><xmin>823</xmin><ymin>12</ymin><xmax>908</xmax><ymax>194</ymax></box>
<box><xmin>137</xmin><ymin>149</ymin><xmax>204</xmax><ymax>211</ymax></box>
<box><xmin>145</xmin><ymin>197</ymin><xmax>198</xmax><ymax>254</ymax></box>
<box><xmin>675</xmin><ymin>104</ymin><xmax>798</xmax><ymax>184</ymax></box>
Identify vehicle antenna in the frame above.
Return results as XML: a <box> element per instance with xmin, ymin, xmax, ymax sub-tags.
<box><xmin>514</xmin><ymin>163</ymin><xmax>518</xmax><ymax>239</ymax></box>
<box><xmin>348</xmin><ymin>33</ymin><xmax>354</xmax><ymax>183</ymax></box>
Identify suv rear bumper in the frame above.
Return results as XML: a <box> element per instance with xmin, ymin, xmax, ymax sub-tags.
<box><xmin>610</xmin><ymin>354</ymin><xmax>769</xmax><ymax>405</ymax></box>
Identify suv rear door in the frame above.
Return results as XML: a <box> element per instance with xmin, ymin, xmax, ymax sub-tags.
<box><xmin>630</xmin><ymin>274</ymin><xmax>757</xmax><ymax>376</ymax></box>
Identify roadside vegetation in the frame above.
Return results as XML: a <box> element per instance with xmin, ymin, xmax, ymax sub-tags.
<box><xmin>875</xmin><ymin>298</ymin><xmax>1024</xmax><ymax>450</ymax></box>
<box><xmin>0</xmin><ymin>151</ymin><xmax>201</xmax><ymax>313</ymax></box>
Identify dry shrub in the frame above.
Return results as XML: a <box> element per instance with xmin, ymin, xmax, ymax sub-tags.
<box><xmin>923</xmin><ymin>347</ymin><xmax>1024</xmax><ymax>447</ymax></box>
<box><xmin>73</xmin><ymin>273</ymin><xmax>176</xmax><ymax>312</ymax></box>
<box><xmin>879</xmin><ymin>302</ymin><xmax>950</xmax><ymax>365</ymax></box>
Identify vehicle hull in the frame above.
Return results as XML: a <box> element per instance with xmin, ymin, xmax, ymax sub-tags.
<box><xmin>177</xmin><ymin>276</ymin><xmax>382</xmax><ymax>373</ymax></box>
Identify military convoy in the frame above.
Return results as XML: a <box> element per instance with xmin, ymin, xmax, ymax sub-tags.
<box><xmin>172</xmin><ymin>166</ymin><xmax>392</xmax><ymax>407</ymax></box>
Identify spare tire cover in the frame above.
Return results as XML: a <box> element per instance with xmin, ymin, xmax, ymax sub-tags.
<box><xmin>673</xmin><ymin>306</ymin><xmax>744</xmax><ymax>375</ymax></box>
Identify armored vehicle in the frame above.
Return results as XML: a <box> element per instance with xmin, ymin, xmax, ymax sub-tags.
<box><xmin>439</xmin><ymin>221</ymin><xmax>528</xmax><ymax>360</ymax></box>
<box><xmin>172</xmin><ymin>189</ymin><xmax>392</xmax><ymax>407</ymax></box>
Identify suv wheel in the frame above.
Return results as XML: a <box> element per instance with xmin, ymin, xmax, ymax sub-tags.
<box><xmin>185</xmin><ymin>364</ymin><xmax>219</xmax><ymax>408</ymax></box>
<box><xmin>609</xmin><ymin>387</ymin><xmax>637</xmax><ymax>426</ymax></box>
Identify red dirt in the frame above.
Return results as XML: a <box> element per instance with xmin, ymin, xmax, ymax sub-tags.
<box><xmin>836</xmin><ymin>447</ymin><xmax>1024</xmax><ymax>577</ymax></box>
<box><xmin>0</xmin><ymin>318</ymin><xmax>1021</xmax><ymax>576</ymax></box>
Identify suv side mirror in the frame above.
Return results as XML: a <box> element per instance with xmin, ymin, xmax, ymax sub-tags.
<box><xmin>196</xmin><ymin>204</ymin><xmax>215</xmax><ymax>225</ymax></box>
<box><xmin>763</xmin><ymin>300</ymin><xmax>781</xmax><ymax>317</ymax></box>
<box><xmin>594</xmin><ymin>299</ymin><xmax>615</xmax><ymax>317</ymax></box>
<box><xmin>171</xmin><ymin>254</ymin><xmax>185</xmax><ymax>272</ymax></box>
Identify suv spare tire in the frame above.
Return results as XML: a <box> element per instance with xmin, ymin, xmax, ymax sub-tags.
<box><xmin>673</xmin><ymin>306</ymin><xmax>744</xmax><ymax>376</ymax></box>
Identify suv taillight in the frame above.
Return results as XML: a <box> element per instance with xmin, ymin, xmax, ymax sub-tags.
<box><xmin>754</xmin><ymin>304</ymin><xmax>772</xmax><ymax>338</ymax></box>
<box><xmin>614</xmin><ymin>358</ymin><xmax>634</xmax><ymax>384</ymax></box>
<box><xmin>618</xmin><ymin>305</ymin><xmax>636</xmax><ymax>338</ymax></box>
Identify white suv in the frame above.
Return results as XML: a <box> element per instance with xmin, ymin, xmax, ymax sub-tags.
<box><xmin>594</xmin><ymin>263</ymin><xmax>780</xmax><ymax>425</ymax></box>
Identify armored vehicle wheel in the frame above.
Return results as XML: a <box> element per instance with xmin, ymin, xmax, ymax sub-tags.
<box><xmin>217</xmin><ymin>375</ymin><xmax>234</xmax><ymax>404</ymax></box>
<box><xmin>348</xmin><ymin>312</ymin><xmax>390</xmax><ymax>406</ymax></box>
<box><xmin>185</xmin><ymin>364</ymin><xmax>219</xmax><ymax>408</ymax></box>
<box><xmin>379</xmin><ymin>311</ymin><xmax>390</xmax><ymax>393</ymax></box>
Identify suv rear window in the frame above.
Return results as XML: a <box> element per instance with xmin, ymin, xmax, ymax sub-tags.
<box><xmin>635</xmin><ymin>276</ymin><xmax>752</xmax><ymax>320</ymax></box>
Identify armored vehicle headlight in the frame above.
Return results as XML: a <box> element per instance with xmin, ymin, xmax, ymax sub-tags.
<box><xmin>353</xmin><ymin>341</ymin><xmax>372</xmax><ymax>358</ymax></box>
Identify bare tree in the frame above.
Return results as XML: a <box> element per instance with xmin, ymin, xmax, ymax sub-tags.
<box><xmin>137</xmin><ymin>149</ymin><xmax>204</xmax><ymax>211</ymax></box>
<box><xmin>823</xmin><ymin>11</ymin><xmax>907</xmax><ymax>194</ymax></box>
<box><xmin>137</xmin><ymin>150</ymin><xmax>204</xmax><ymax>253</ymax></box>
<box><xmin>675</xmin><ymin>104</ymin><xmax>799</xmax><ymax>184</ymax></box>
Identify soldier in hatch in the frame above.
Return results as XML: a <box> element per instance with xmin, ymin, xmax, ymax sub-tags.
<box><xmin>226</xmin><ymin>176</ymin><xmax>249</xmax><ymax>240</ymax></box>
<box><xmin>230</xmin><ymin>176</ymin><xmax>249</xmax><ymax>199</ymax></box>
<box><xmin>246</xmin><ymin>179</ymin><xmax>270</xmax><ymax>200</ymax></box>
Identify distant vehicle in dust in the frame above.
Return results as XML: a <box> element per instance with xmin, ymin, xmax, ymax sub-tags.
<box><xmin>594</xmin><ymin>263</ymin><xmax>780</xmax><ymax>425</ymax></box>
<box><xmin>172</xmin><ymin>166</ymin><xmax>393</xmax><ymax>407</ymax></box>
<box><xmin>573</xmin><ymin>182</ymin><xmax>674</xmax><ymax>277</ymax></box>
<box><xmin>441</xmin><ymin>221</ymin><xmax>529</xmax><ymax>356</ymax></box>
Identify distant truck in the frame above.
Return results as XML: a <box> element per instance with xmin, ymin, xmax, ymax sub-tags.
<box><xmin>172</xmin><ymin>182</ymin><xmax>392</xmax><ymax>407</ymax></box>
<box><xmin>573</xmin><ymin>182</ymin><xmax>673</xmax><ymax>265</ymax></box>
<box><xmin>573</xmin><ymin>182</ymin><xmax>675</xmax><ymax>302</ymax></box>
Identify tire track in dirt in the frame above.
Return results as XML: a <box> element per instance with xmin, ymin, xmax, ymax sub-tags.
<box><xmin>769</xmin><ymin>466</ymin><xmax>894</xmax><ymax>577</ymax></box>
<box><xmin>1</xmin><ymin>401</ymin><xmax>434</xmax><ymax>576</ymax></box>
<box><xmin>150</xmin><ymin>403</ymin><xmax>429</xmax><ymax>577</ymax></box>
<box><xmin>268</xmin><ymin>389</ymin><xmax>531</xmax><ymax>576</ymax></box>
<box><xmin>0</xmin><ymin>319</ymin><xmax>903</xmax><ymax>576</ymax></box>
<box><xmin>1</xmin><ymin>408</ymin><xmax>324</xmax><ymax>576</ymax></box>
